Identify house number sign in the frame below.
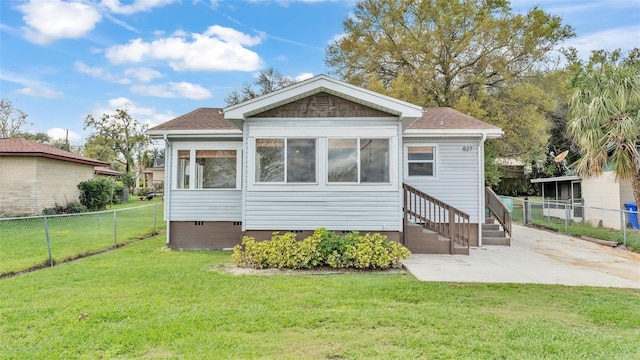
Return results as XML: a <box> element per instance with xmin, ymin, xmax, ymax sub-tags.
<box><xmin>462</xmin><ymin>146</ymin><xmax>473</xmax><ymax>152</ymax></box>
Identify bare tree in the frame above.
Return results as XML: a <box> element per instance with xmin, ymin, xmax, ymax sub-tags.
<box><xmin>0</xmin><ymin>98</ymin><xmax>30</xmax><ymax>138</ymax></box>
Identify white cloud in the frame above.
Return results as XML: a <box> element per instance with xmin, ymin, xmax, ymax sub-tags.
<box><xmin>294</xmin><ymin>72</ymin><xmax>314</xmax><ymax>82</ymax></box>
<box><xmin>104</xmin><ymin>25</ymin><xmax>264</xmax><ymax>72</ymax></box>
<box><xmin>124</xmin><ymin>67</ymin><xmax>164</xmax><ymax>82</ymax></box>
<box><xmin>74</xmin><ymin>61</ymin><xmax>131</xmax><ymax>84</ymax></box>
<box><xmin>47</xmin><ymin>127</ymin><xmax>82</xmax><ymax>143</ymax></box>
<box><xmin>19</xmin><ymin>0</ymin><xmax>102</xmax><ymax>44</ymax></box>
<box><xmin>14</xmin><ymin>87</ymin><xmax>64</xmax><ymax>99</ymax></box>
<box><xmin>131</xmin><ymin>81</ymin><xmax>212</xmax><ymax>100</ymax></box>
<box><xmin>101</xmin><ymin>0</ymin><xmax>178</xmax><ymax>15</ymax></box>
<box><xmin>328</xmin><ymin>32</ymin><xmax>345</xmax><ymax>44</ymax></box>
<box><xmin>93</xmin><ymin>97</ymin><xmax>176</xmax><ymax>128</ymax></box>
<box><xmin>565</xmin><ymin>26</ymin><xmax>640</xmax><ymax>58</ymax></box>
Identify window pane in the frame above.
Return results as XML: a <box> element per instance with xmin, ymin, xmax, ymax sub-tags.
<box><xmin>195</xmin><ymin>150</ymin><xmax>236</xmax><ymax>189</ymax></box>
<box><xmin>177</xmin><ymin>150</ymin><xmax>190</xmax><ymax>189</ymax></box>
<box><xmin>408</xmin><ymin>162</ymin><xmax>433</xmax><ymax>176</ymax></box>
<box><xmin>328</xmin><ymin>138</ymin><xmax>358</xmax><ymax>182</ymax></box>
<box><xmin>287</xmin><ymin>139</ymin><xmax>316</xmax><ymax>183</ymax></box>
<box><xmin>408</xmin><ymin>147</ymin><xmax>433</xmax><ymax>161</ymax></box>
<box><xmin>256</xmin><ymin>139</ymin><xmax>284</xmax><ymax>182</ymax></box>
<box><xmin>361</xmin><ymin>139</ymin><xmax>389</xmax><ymax>183</ymax></box>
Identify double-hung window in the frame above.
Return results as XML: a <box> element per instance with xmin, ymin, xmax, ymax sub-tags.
<box><xmin>406</xmin><ymin>146</ymin><xmax>436</xmax><ymax>177</ymax></box>
<box><xmin>327</xmin><ymin>138</ymin><xmax>389</xmax><ymax>183</ymax></box>
<box><xmin>255</xmin><ymin>138</ymin><xmax>316</xmax><ymax>183</ymax></box>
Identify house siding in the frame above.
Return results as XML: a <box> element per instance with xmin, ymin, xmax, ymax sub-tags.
<box><xmin>169</xmin><ymin>190</ymin><xmax>242</xmax><ymax>221</ymax></box>
<box><xmin>244</xmin><ymin>191</ymin><xmax>400</xmax><ymax>231</ymax></box>
<box><xmin>402</xmin><ymin>137</ymin><xmax>481</xmax><ymax>223</ymax></box>
<box><xmin>244</xmin><ymin>118</ymin><xmax>401</xmax><ymax>231</ymax></box>
<box><xmin>0</xmin><ymin>157</ymin><xmax>94</xmax><ymax>216</ymax></box>
<box><xmin>581</xmin><ymin>171</ymin><xmax>632</xmax><ymax>230</ymax></box>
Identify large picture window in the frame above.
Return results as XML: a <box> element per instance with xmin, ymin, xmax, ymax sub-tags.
<box><xmin>328</xmin><ymin>138</ymin><xmax>389</xmax><ymax>183</ymax></box>
<box><xmin>255</xmin><ymin>138</ymin><xmax>316</xmax><ymax>183</ymax></box>
<box><xmin>407</xmin><ymin>146</ymin><xmax>435</xmax><ymax>177</ymax></box>
<box><xmin>195</xmin><ymin>150</ymin><xmax>237</xmax><ymax>189</ymax></box>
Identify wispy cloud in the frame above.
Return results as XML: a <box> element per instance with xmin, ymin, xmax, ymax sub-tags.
<box><xmin>73</xmin><ymin>61</ymin><xmax>131</xmax><ymax>84</ymax></box>
<box><xmin>131</xmin><ymin>81</ymin><xmax>212</xmax><ymax>100</ymax></box>
<box><xmin>565</xmin><ymin>26</ymin><xmax>640</xmax><ymax>58</ymax></box>
<box><xmin>0</xmin><ymin>69</ymin><xmax>63</xmax><ymax>99</ymax></box>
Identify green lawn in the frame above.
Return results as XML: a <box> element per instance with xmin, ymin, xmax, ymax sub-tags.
<box><xmin>1</xmin><ymin>236</ymin><xmax>638</xmax><ymax>359</ymax></box>
<box><xmin>0</xmin><ymin>203</ymin><xmax>164</xmax><ymax>277</ymax></box>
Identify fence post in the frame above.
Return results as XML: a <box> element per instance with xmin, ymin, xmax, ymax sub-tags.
<box><xmin>113</xmin><ymin>210</ymin><xmax>117</xmax><ymax>248</ymax></box>
<box><xmin>154</xmin><ymin>203</ymin><xmax>157</xmax><ymax>235</ymax></box>
<box><xmin>44</xmin><ymin>216</ymin><xmax>53</xmax><ymax>267</ymax></box>
<box><xmin>622</xmin><ymin>210</ymin><xmax>627</xmax><ymax>247</ymax></box>
<box><xmin>564</xmin><ymin>203</ymin><xmax>569</xmax><ymax>234</ymax></box>
<box><xmin>523</xmin><ymin>197</ymin><xmax>529</xmax><ymax>224</ymax></box>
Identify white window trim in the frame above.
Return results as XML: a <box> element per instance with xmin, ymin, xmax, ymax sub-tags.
<box><xmin>248</xmin><ymin>136</ymin><xmax>398</xmax><ymax>192</ymax></box>
<box><xmin>172</xmin><ymin>141</ymin><xmax>242</xmax><ymax>190</ymax></box>
<box><xmin>254</xmin><ymin>137</ymin><xmax>319</xmax><ymax>185</ymax></box>
<box><xmin>326</xmin><ymin>137</ymin><xmax>392</xmax><ymax>185</ymax></box>
<box><xmin>404</xmin><ymin>144</ymin><xmax>438</xmax><ymax>180</ymax></box>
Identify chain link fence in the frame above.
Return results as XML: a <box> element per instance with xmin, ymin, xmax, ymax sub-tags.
<box><xmin>498</xmin><ymin>196</ymin><xmax>640</xmax><ymax>251</ymax></box>
<box><xmin>0</xmin><ymin>203</ymin><xmax>164</xmax><ymax>277</ymax></box>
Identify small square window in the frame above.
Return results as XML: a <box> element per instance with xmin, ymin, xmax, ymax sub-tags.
<box><xmin>407</xmin><ymin>146</ymin><xmax>435</xmax><ymax>176</ymax></box>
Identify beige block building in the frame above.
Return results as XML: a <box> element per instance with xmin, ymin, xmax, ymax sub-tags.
<box><xmin>0</xmin><ymin>138</ymin><xmax>109</xmax><ymax>217</ymax></box>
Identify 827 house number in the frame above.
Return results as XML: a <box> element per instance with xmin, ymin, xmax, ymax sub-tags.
<box><xmin>462</xmin><ymin>146</ymin><xmax>473</xmax><ymax>152</ymax></box>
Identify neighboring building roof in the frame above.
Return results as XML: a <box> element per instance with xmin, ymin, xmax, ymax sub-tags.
<box><xmin>94</xmin><ymin>166</ymin><xmax>124</xmax><ymax>177</ymax></box>
<box><xmin>148</xmin><ymin>107</ymin><xmax>239</xmax><ymax>133</ymax></box>
<box><xmin>0</xmin><ymin>138</ymin><xmax>109</xmax><ymax>166</ymax></box>
<box><xmin>530</xmin><ymin>175</ymin><xmax>581</xmax><ymax>183</ymax></box>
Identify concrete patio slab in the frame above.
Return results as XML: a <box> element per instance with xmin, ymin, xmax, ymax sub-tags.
<box><xmin>402</xmin><ymin>224</ymin><xmax>640</xmax><ymax>288</ymax></box>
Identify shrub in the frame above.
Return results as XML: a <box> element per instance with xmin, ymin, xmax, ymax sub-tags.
<box><xmin>77</xmin><ymin>178</ymin><xmax>114</xmax><ymax>211</ymax></box>
<box><xmin>42</xmin><ymin>202</ymin><xmax>88</xmax><ymax>215</ymax></box>
<box><xmin>136</xmin><ymin>187</ymin><xmax>152</xmax><ymax>197</ymax></box>
<box><xmin>232</xmin><ymin>228</ymin><xmax>410</xmax><ymax>270</ymax></box>
<box><xmin>111</xmin><ymin>181</ymin><xmax>127</xmax><ymax>204</ymax></box>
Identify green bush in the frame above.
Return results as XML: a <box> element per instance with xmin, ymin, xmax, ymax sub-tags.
<box><xmin>77</xmin><ymin>178</ymin><xmax>114</xmax><ymax>211</ymax></box>
<box><xmin>111</xmin><ymin>181</ymin><xmax>127</xmax><ymax>204</ymax></box>
<box><xmin>232</xmin><ymin>228</ymin><xmax>410</xmax><ymax>270</ymax></box>
<box><xmin>42</xmin><ymin>202</ymin><xmax>88</xmax><ymax>215</ymax></box>
<box><xmin>135</xmin><ymin>187</ymin><xmax>152</xmax><ymax>197</ymax></box>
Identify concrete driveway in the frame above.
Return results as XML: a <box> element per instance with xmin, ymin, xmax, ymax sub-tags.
<box><xmin>402</xmin><ymin>224</ymin><xmax>640</xmax><ymax>288</ymax></box>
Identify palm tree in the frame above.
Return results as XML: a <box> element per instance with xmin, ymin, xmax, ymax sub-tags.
<box><xmin>566</xmin><ymin>64</ymin><xmax>640</xmax><ymax>208</ymax></box>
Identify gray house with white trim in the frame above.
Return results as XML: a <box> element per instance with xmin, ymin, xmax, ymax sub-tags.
<box><xmin>148</xmin><ymin>75</ymin><xmax>503</xmax><ymax>254</ymax></box>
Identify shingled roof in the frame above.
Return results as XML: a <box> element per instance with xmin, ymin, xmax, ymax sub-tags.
<box><xmin>409</xmin><ymin>107</ymin><xmax>500</xmax><ymax>130</ymax></box>
<box><xmin>0</xmin><ymin>138</ymin><xmax>108</xmax><ymax>166</ymax></box>
<box><xmin>149</xmin><ymin>107</ymin><xmax>237</xmax><ymax>131</ymax></box>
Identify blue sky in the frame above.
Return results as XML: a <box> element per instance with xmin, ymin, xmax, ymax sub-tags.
<box><xmin>0</xmin><ymin>0</ymin><xmax>639</xmax><ymax>145</ymax></box>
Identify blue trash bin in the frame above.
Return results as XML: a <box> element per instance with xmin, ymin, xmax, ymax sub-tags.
<box><xmin>624</xmin><ymin>203</ymin><xmax>639</xmax><ymax>229</ymax></box>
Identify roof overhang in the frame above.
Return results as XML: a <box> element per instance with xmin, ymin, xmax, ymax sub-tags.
<box><xmin>148</xmin><ymin>129</ymin><xmax>243</xmax><ymax>139</ymax></box>
<box><xmin>223</xmin><ymin>75</ymin><xmax>423</xmax><ymax>127</ymax></box>
<box><xmin>403</xmin><ymin>128</ymin><xmax>503</xmax><ymax>139</ymax></box>
<box><xmin>530</xmin><ymin>175</ymin><xmax>581</xmax><ymax>184</ymax></box>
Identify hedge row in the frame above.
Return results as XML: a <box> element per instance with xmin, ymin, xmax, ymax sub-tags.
<box><xmin>232</xmin><ymin>228</ymin><xmax>410</xmax><ymax>270</ymax></box>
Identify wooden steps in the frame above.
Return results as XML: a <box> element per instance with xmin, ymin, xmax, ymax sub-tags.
<box><xmin>404</xmin><ymin>222</ymin><xmax>469</xmax><ymax>255</ymax></box>
<box><xmin>482</xmin><ymin>216</ymin><xmax>511</xmax><ymax>246</ymax></box>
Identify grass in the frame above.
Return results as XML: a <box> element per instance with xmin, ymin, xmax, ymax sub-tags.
<box><xmin>106</xmin><ymin>196</ymin><xmax>164</xmax><ymax>210</ymax></box>
<box><xmin>0</xmin><ymin>202</ymin><xmax>164</xmax><ymax>277</ymax></box>
<box><xmin>510</xmin><ymin>201</ymin><xmax>640</xmax><ymax>252</ymax></box>
<box><xmin>1</xmin><ymin>236</ymin><xmax>638</xmax><ymax>359</ymax></box>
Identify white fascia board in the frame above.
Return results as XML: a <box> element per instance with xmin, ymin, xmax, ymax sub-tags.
<box><xmin>223</xmin><ymin>75</ymin><xmax>423</xmax><ymax>121</ymax></box>
<box><xmin>147</xmin><ymin>129</ymin><xmax>242</xmax><ymax>139</ymax></box>
<box><xmin>403</xmin><ymin>129</ymin><xmax>503</xmax><ymax>139</ymax></box>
